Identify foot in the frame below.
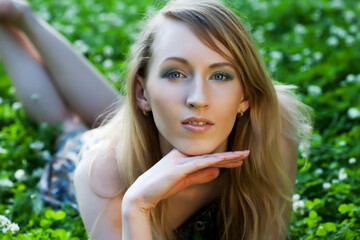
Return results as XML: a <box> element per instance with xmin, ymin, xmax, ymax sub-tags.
<box><xmin>0</xmin><ymin>0</ymin><xmax>31</xmax><ymax>27</ymax></box>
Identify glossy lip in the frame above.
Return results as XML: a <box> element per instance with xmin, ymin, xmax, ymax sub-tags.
<box><xmin>181</xmin><ymin>116</ymin><xmax>214</xmax><ymax>133</ymax></box>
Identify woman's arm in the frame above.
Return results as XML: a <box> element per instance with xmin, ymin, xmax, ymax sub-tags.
<box><xmin>75</xmin><ymin>144</ymin><xmax>249</xmax><ymax>239</ymax></box>
<box><xmin>74</xmin><ymin>144</ymin><xmax>124</xmax><ymax>239</ymax></box>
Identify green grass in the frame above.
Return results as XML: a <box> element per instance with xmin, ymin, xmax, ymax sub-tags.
<box><xmin>1</xmin><ymin>0</ymin><xmax>359</xmax><ymax>239</ymax></box>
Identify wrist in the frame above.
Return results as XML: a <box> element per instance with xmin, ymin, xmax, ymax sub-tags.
<box><xmin>122</xmin><ymin>192</ymin><xmax>153</xmax><ymax>218</ymax></box>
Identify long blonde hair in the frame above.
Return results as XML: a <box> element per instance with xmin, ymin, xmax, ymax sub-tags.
<box><xmin>99</xmin><ymin>0</ymin><xmax>311</xmax><ymax>239</ymax></box>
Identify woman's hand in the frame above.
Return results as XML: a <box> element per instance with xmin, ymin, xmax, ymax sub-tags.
<box><xmin>0</xmin><ymin>0</ymin><xmax>32</xmax><ymax>28</ymax></box>
<box><xmin>122</xmin><ymin>149</ymin><xmax>249</xmax><ymax>213</ymax></box>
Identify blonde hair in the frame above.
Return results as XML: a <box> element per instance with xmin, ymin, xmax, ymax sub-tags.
<box><xmin>98</xmin><ymin>0</ymin><xmax>311</xmax><ymax>239</ymax></box>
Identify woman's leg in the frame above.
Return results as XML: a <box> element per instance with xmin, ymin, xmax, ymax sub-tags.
<box><xmin>0</xmin><ymin>23</ymin><xmax>89</xmax><ymax>132</ymax></box>
<box><xmin>0</xmin><ymin>0</ymin><xmax>120</xmax><ymax>126</ymax></box>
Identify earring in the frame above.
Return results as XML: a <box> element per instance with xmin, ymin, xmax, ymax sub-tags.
<box><xmin>237</xmin><ymin>111</ymin><xmax>244</xmax><ymax>118</ymax></box>
<box><xmin>142</xmin><ymin>110</ymin><xmax>149</xmax><ymax>116</ymax></box>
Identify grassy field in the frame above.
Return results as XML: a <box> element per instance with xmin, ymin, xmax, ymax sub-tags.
<box><xmin>0</xmin><ymin>0</ymin><xmax>359</xmax><ymax>239</ymax></box>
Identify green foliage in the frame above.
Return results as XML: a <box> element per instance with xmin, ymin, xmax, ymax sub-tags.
<box><xmin>0</xmin><ymin>0</ymin><xmax>359</xmax><ymax>239</ymax></box>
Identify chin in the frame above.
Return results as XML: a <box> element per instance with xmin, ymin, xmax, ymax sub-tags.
<box><xmin>176</xmin><ymin>143</ymin><xmax>219</xmax><ymax>156</ymax></box>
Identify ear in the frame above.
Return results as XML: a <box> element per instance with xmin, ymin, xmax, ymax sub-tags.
<box><xmin>135</xmin><ymin>74</ymin><xmax>151</xmax><ymax>111</ymax></box>
<box><xmin>237</xmin><ymin>91</ymin><xmax>250</xmax><ymax>114</ymax></box>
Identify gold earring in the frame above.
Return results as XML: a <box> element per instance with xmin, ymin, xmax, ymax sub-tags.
<box><xmin>142</xmin><ymin>110</ymin><xmax>149</xmax><ymax>116</ymax></box>
<box><xmin>237</xmin><ymin>111</ymin><xmax>244</xmax><ymax>118</ymax></box>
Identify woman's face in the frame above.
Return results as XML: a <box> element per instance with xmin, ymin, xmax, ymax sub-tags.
<box><xmin>138</xmin><ymin>20</ymin><xmax>249</xmax><ymax>156</ymax></box>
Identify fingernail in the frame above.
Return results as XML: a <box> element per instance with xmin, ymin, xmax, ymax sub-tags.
<box><xmin>243</xmin><ymin>150</ymin><xmax>250</xmax><ymax>155</ymax></box>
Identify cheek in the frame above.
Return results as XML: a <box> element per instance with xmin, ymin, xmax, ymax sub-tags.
<box><xmin>147</xmin><ymin>86</ymin><xmax>183</xmax><ymax>128</ymax></box>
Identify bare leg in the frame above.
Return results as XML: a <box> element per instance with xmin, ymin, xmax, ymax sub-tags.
<box><xmin>0</xmin><ymin>22</ymin><xmax>68</xmax><ymax>124</ymax></box>
<box><xmin>0</xmin><ymin>23</ymin><xmax>88</xmax><ymax>133</ymax></box>
<box><xmin>0</xmin><ymin>0</ymin><xmax>120</xmax><ymax>126</ymax></box>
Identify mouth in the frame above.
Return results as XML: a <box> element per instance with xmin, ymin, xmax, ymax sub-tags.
<box><xmin>182</xmin><ymin>117</ymin><xmax>214</xmax><ymax>125</ymax></box>
<box><xmin>181</xmin><ymin>117</ymin><xmax>214</xmax><ymax>133</ymax></box>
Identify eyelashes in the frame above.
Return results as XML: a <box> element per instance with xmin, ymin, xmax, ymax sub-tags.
<box><xmin>161</xmin><ymin>69</ymin><xmax>187</xmax><ymax>80</ymax></box>
<box><xmin>161</xmin><ymin>69</ymin><xmax>234</xmax><ymax>81</ymax></box>
<box><xmin>210</xmin><ymin>71</ymin><xmax>233</xmax><ymax>81</ymax></box>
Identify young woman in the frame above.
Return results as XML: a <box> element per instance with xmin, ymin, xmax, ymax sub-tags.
<box><xmin>0</xmin><ymin>0</ymin><xmax>311</xmax><ymax>239</ymax></box>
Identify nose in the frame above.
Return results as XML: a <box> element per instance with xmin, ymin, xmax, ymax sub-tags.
<box><xmin>186</xmin><ymin>75</ymin><xmax>209</xmax><ymax>109</ymax></box>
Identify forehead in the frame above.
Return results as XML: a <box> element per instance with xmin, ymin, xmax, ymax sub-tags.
<box><xmin>151</xmin><ymin>19</ymin><xmax>233</xmax><ymax>65</ymax></box>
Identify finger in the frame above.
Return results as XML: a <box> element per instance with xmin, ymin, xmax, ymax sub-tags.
<box><xmin>184</xmin><ymin>168</ymin><xmax>220</xmax><ymax>185</ymax></box>
<box><xmin>164</xmin><ymin>168</ymin><xmax>220</xmax><ymax>198</ymax></box>
<box><xmin>183</xmin><ymin>150</ymin><xmax>249</xmax><ymax>172</ymax></box>
<box><xmin>213</xmin><ymin>159</ymin><xmax>244</xmax><ymax>168</ymax></box>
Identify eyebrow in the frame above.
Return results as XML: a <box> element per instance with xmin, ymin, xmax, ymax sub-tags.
<box><xmin>161</xmin><ymin>57</ymin><xmax>235</xmax><ymax>69</ymax></box>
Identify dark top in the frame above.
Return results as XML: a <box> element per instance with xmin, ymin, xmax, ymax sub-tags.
<box><xmin>174</xmin><ymin>201</ymin><xmax>222</xmax><ymax>240</ymax></box>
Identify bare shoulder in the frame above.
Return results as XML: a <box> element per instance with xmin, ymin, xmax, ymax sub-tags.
<box><xmin>74</xmin><ymin>140</ymin><xmax>124</xmax><ymax>239</ymax></box>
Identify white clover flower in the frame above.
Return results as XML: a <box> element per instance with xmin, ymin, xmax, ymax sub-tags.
<box><xmin>330</xmin><ymin>0</ymin><xmax>344</xmax><ymax>9</ymax></box>
<box><xmin>346</xmin><ymin>74</ymin><xmax>356</xmax><ymax>83</ymax></box>
<box><xmin>348</xmin><ymin>158</ymin><xmax>356</xmax><ymax>164</ymax></box>
<box><xmin>338</xmin><ymin>140</ymin><xmax>347</xmax><ymax>146</ymax></box>
<box><xmin>12</xmin><ymin>102</ymin><xmax>22</xmax><ymax>110</ymax></box>
<box><xmin>313</xmin><ymin>52</ymin><xmax>323</xmax><ymax>61</ymax></box>
<box><xmin>62</xmin><ymin>25</ymin><xmax>75</xmax><ymax>34</ymax></box>
<box><xmin>38</xmin><ymin>11</ymin><xmax>51</xmax><ymax>21</ymax></box>
<box><xmin>305</xmin><ymin>58</ymin><xmax>313</xmax><ymax>66</ymax></box>
<box><xmin>0</xmin><ymin>147</ymin><xmax>7</xmax><ymax>154</ymax></box>
<box><xmin>0</xmin><ymin>215</ymin><xmax>20</xmax><ymax>234</ymax></box>
<box><xmin>7</xmin><ymin>223</ymin><xmax>19</xmax><ymax>234</ymax></box>
<box><xmin>322</xmin><ymin>182</ymin><xmax>331</xmax><ymax>190</ymax></box>
<box><xmin>94</xmin><ymin>55</ymin><xmax>103</xmax><ymax>63</ymax></box>
<box><xmin>292</xmin><ymin>193</ymin><xmax>301</xmax><ymax>201</ymax></box>
<box><xmin>345</xmin><ymin>35</ymin><xmax>355</xmax><ymax>45</ymax></box>
<box><xmin>332</xmin><ymin>179</ymin><xmax>339</xmax><ymax>184</ymax></box>
<box><xmin>349</xmin><ymin>25</ymin><xmax>358</xmax><ymax>33</ymax></box>
<box><xmin>270</xmin><ymin>51</ymin><xmax>283</xmax><ymax>60</ymax></box>
<box><xmin>0</xmin><ymin>179</ymin><xmax>14</xmax><ymax>188</ymax></box>
<box><xmin>330</xmin><ymin>26</ymin><xmax>347</xmax><ymax>38</ymax></box>
<box><xmin>108</xmin><ymin>73</ymin><xmax>120</xmax><ymax>82</ymax></box>
<box><xmin>314</xmin><ymin>168</ymin><xmax>324</xmax><ymax>175</ymax></box>
<box><xmin>300</xmin><ymin>65</ymin><xmax>309</xmax><ymax>72</ymax></box>
<box><xmin>103</xmin><ymin>59</ymin><xmax>114</xmax><ymax>69</ymax></box>
<box><xmin>344</xmin><ymin>10</ymin><xmax>355</xmax><ymax>23</ymax></box>
<box><xmin>14</xmin><ymin>169</ymin><xmax>26</xmax><ymax>181</ymax></box>
<box><xmin>30</xmin><ymin>140</ymin><xmax>45</xmax><ymax>151</ymax></box>
<box><xmin>347</xmin><ymin>107</ymin><xmax>360</xmax><ymax>119</ymax></box>
<box><xmin>103</xmin><ymin>45</ymin><xmax>114</xmax><ymax>57</ymax></box>
<box><xmin>265</xmin><ymin>22</ymin><xmax>275</xmax><ymax>31</ymax></box>
<box><xmin>290</xmin><ymin>53</ymin><xmax>302</xmax><ymax>62</ymax></box>
<box><xmin>64</xmin><ymin>8</ymin><xmax>78</xmax><ymax>20</ymax></box>
<box><xmin>73</xmin><ymin>39</ymin><xmax>89</xmax><ymax>55</ymax></box>
<box><xmin>302</xmin><ymin>48</ymin><xmax>311</xmax><ymax>56</ymax></box>
<box><xmin>327</xmin><ymin>36</ymin><xmax>339</xmax><ymax>46</ymax></box>
<box><xmin>307</xmin><ymin>85</ymin><xmax>322</xmax><ymax>96</ymax></box>
<box><xmin>294</xmin><ymin>24</ymin><xmax>307</xmax><ymax>34</ymax></box>
<box><xmin>292</xmin><ymin>200</ymin><xmax>305</xmax><ymax>212</ymax></box>
<box><xmin>338</xmin><ymin>168</ymin><xmax>348</xmax><ymax>180</ymax></box>
<box><xmin>253</xmin><ymin>28</ymin><xmax>265</xmax><ymax>43</ymax></box>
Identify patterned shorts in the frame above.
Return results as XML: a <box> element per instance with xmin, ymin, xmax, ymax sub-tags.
<box><xmin>39</xmin><ymin>130</ymin><xmax>89</xmax><ymax>211</ymax></box>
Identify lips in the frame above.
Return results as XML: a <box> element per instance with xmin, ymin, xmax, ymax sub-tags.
<box><xmin>181</xmin><ymin>117</ymin><xmax>214</xmax><ymax>125</ymax></box>
<box><xmin>182</xmin><ymin>117</ymin><xmax>214</xmax><ymax>133</ymax></box>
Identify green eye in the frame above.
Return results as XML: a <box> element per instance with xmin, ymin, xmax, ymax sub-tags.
<box><xmin>211</xmin><ymin>72</ymin><xmax>233</xmax><ymax>81</ymax></box>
